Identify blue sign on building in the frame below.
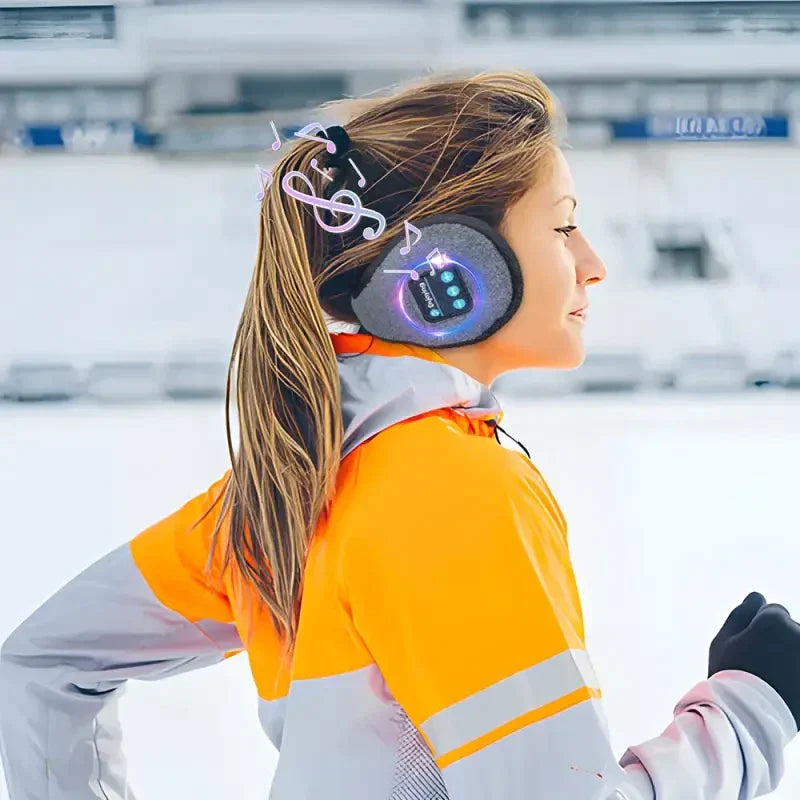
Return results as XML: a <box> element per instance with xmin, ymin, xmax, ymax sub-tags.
<box><xmin>8</xmin><ymin>122</ymin><xmax>158</xmax><ymax>151</ymax></box>
<box><xmin>5</xmin><ymin>120</ymin><xmax>343</xmax><ymax>154</ymax></box>
<box><xmin>612</xmin><ymin>115</ymin><xmax>790</xmax><ymax>141</ymax></box>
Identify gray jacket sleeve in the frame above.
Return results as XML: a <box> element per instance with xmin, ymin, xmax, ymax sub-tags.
<box><xmin>0</xmin><ymin>542</ymin><xmax>242</xmax><ymax>800</ymax></box>
<box><xmin>608</xmin><ymin>670</ymin><xmax>797</xmax><ymax>799</ymax></box>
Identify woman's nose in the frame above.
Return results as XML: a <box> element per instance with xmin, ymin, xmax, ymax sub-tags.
<box><xmin>573</xmin><ymin>231</ymin><xmax>607</xmax><ymax>286</ymax></box>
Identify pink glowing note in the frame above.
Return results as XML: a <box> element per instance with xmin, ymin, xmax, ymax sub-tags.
<box><xmin>349</xmin><ymin>158</ymin><xmax>367</xmax><ymax>188</ymax></box>
<box><xmin>425</xmin><ymin>247</ymin><xmax>446</xmax><ymax>275</ymax></box>
<box><xmin>310</xmin><ymin>158</ymin><xmax>333</xmax><ymax>183</ymax></box>
<box><xmin>399</xmin><ymin>220</ymin><xmax>422</xmax><ymax>255</ymax></box>
<box><xmin>383</xmin><ymin>268</ymin><xmax>420</xmax><ymax>281</ymax></box>
<box><xmin>281</xmin><ymin>170</ymin><xmax>387</xmax><ymax>240</ymax></box>
<box><xmin>269</xmin><ymin>120</ymin><xmax>281</xmax><ymax>151</ymax></box>
<box><xmin>255</xmin><ymin>164</ymin><xmax>273</xmax><ymax>200</ymax></box>
<box><xmin>294</xmin><ymin>122</ymin><xmax>338</xmax><ymax>153</ymax></box>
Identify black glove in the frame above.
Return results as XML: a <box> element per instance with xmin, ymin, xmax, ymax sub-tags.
<box><xmin>708</xmin><ymin>591</ymin><xmax>800</xmax><ymax>732</ymax></box>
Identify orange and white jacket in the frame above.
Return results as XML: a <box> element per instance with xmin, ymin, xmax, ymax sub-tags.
<box><xmin>0</xmin><ymin>333</ymin><xmax>795</xmax><ymax>800</ymax></box>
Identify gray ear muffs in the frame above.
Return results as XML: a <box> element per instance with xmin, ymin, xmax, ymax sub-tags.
<box><xmin>351</xmin><ymin>214</ymin><xmax>524</xmax><ymax>348</ymax></box>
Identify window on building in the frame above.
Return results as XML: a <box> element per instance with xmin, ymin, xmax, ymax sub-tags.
<box><xmin>652</xmin><ymin>242</ymin><xmax>710</xmax><ymax>281</ymax></box>
<box><xmin>12</xmin><ymin>86</ymin><xmax>145</xmax><ymax>124</ymax></box>
<box><xmin>0</xmin><ymin>5</ymin><xmax>115</xmax><ymax>40</ymax></box>
<box><xmin>463</xmin><ymin>2</ymin><xmax>800</xmax><ymax>38</ymax></box>
<box><xmin>238</xmin><ymin>75</ymin><xmax>347</xmax><ymax>112</ymax></box>
<box><xmin>645</xmin><ymin>81</ymin><xmax>711</xmax><ymax>114</ymax></box>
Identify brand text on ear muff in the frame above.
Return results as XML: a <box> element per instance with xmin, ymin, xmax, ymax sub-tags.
<box><xmin>418</xmin><ymin>280</ymin><xmax>436</xmax><ymax>309</ymax></box>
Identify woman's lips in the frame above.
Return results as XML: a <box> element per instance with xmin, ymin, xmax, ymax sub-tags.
<box><xmin>569</xmin><ymin>306</ymin><xmax>588</xmax><ymax>321</ymax></box>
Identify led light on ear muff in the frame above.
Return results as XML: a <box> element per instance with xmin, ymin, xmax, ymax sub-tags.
<box><xmin>353</xmin><ymin>214</ymin><xmax>524</xmax><ymax>347</ymax></box>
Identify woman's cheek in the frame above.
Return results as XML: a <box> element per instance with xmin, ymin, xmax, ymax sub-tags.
<box><xmin>557</xmin><ymin>253</ymin><xmax>578</xmax><ymax>296</ymax></box>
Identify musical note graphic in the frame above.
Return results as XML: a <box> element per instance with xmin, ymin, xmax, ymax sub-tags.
<box><xmin>383</xmin><ymin>267</ymin><xmax>420</xmax><ymax>281</ymax></box>
<box><xmin>425</xmin><ymin>247</ymin><xmax>446</xmax><ymax>276</ymax></box>
<box><xmin>269</xmin><ymin>120</ymin><xmax>281</xmax><ymax>151</ymax></box>
<box><xmin>255</xmin><ymin>164</ymin><xmax>273</xmax><ymax>201</ymax></box>
<box><xmin>399</xmin><ymin>220</ymin><xmax>422</xmax><ymax>255</ymax></box>
<box><xmin>281</xmin><ymin>170</ymin><xmax>387</xmax><ymax>240</ymax></box>
<box><xmin>349</xmin><ymin>158</ymin><xmax>367</xmax><ymax>188</ymax></box>
<box><xmin>310</xmin><ymin>158</ymin><xmax>334</xmax><ymax>183</ymax></box>
<box><xmin>294</xmin><ymin>122</ymin><xmax>338</xmax><ymax>154</ymax></box>
<box><xmin>384</xmin><ymin>233</ymin><xmax>442</xmax><ymax>281</ymax></box>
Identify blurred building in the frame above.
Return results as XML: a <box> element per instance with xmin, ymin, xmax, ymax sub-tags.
<box><xmin>1</xmin><ymin>0</ymin><xmax>799</xmax><ymax>395</ymax></box>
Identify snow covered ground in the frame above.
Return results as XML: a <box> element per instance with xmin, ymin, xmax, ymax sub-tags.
<box><xmin>1</xmin><ymin>392</ymin><xmax>799</xmax><ymax>799</ymax></box>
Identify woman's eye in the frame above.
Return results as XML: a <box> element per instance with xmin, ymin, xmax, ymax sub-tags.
<box><xmin>555</xmin><ymin>225</ymin><xmax>577</xmax><ymax>238</ymax></box>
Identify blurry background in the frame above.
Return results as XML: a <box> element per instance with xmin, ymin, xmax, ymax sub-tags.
<box><xmin>1</xmin><ymin>0</ymin><xmax>799</xmax><ymax>798</ymax></box>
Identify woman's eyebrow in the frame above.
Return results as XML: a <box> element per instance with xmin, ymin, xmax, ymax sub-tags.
<box><xmin>554</xmin><ymin>194</ymin><xmax>578</xmax><ymax>210</ymax></box>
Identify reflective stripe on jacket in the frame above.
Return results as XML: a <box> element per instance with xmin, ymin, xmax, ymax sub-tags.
<box><xmin>0</xmin><ymin>332</ymin><xmax>795</xmax><ymax>799</ymax></box>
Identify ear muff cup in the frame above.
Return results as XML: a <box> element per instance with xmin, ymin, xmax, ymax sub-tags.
<box><xmin>350</xmin><ymin>214</ymin><xmax>523</xmax><ymax>348</ymax></box>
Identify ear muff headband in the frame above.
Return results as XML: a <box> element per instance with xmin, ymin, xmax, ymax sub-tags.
<box><xmin>350</xmin><ymin>214</ymin><xmax>524</xmax><ymax>348</ymax></box>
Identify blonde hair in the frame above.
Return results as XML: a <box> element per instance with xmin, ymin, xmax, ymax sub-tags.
<box><xmin>207</xmin><ymin>69</ymin><xmax>564</xmax><ymax>648</ymax></box>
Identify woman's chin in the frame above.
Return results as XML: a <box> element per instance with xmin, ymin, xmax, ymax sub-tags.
<box><xmin>541</xmin><ymin>336</ymin><xmax>586</xmax><ymax>370</ymax></box>
<box><xmin>508</xmin><ymin>348</ymin><xmax>585</xmax><ymax>372</ymax></box>
<box><xmin>493</xmin><ymin>331</ymin><xmax>586</xmax><ymax>372</ymax></box>
<box><xmin>551</xmin><ymin>352</ymin><xmax>585</xmax><ymax>370</ymax></box>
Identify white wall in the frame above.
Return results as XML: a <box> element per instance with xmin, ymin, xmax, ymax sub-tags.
<box><xmin>1</xmin><ymin>153</ymin><xmax>258</xmax><ymax>363</ymax></box>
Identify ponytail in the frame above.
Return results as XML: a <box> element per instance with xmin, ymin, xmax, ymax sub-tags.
<box><xmin>207</xmin><ymin>141</ymin><xmax>344</xmax><ymax>647</ymax></box>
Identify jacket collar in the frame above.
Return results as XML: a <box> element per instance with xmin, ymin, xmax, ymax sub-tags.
<box><xmin>332</xmin><ymin>333</ymin><xmax>504</xmax><ymax>459</ymax></box>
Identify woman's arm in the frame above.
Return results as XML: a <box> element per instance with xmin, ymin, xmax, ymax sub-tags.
<box><xmin>342</xmin><ymin>446</ymin><xmax>795</xmax><ymax>800</ymax></box>
<box><xmin>0</xmin><ymin>474</ymin><xmax>243</xmax><ymax>800</ymax></box>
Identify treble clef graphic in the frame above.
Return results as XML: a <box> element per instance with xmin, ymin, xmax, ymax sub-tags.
<box><xmin>281</xmin><ymin>170</ymin><xmax>387</xmax><ymax>241</ymax></box>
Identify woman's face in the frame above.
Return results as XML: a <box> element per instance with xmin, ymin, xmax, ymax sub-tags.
<box><xmin>471</xmin><ymin>147</ymin><xmax>607</xmax><ymax>381</ymax></box>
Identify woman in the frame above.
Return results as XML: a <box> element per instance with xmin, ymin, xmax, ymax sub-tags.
<box><xmin>1</xmin><ymin>70</ymin><xmax>799</xmax><ymax>800</ymax></box>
